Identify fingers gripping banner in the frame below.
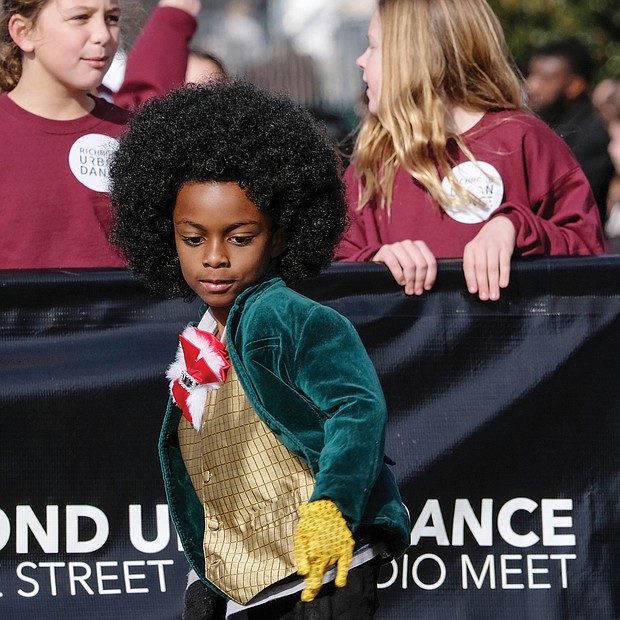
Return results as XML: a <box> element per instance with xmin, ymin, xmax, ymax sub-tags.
<box><xmin>1</xmin><ymin>258</ymin><xmax>619</xmax><ymax>619</ymax></box>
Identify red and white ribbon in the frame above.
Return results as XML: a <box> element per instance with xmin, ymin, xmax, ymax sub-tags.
<box><xmin>166</xmin><ymin>326</ymin><xmax>230</xmax><ymax>431</ymax></box>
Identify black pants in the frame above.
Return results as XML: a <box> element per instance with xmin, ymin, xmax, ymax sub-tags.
<box><xmin>183</xmin><ymin>559</ymin><xmax>381</xmax><ymax>620</ymax></box>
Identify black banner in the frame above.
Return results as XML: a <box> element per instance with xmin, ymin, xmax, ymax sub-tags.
<box><xmin>1</xmin><ymin>258</ymin><xmax>619</xmax><ymax>619</ymax></box>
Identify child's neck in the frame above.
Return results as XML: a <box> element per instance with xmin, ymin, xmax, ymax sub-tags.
<box><xmin>8</xmin><ymin>79</ymin><xmax>96</xmax><ymax>120</ymax></box>
<box><xmin>210</xmin><ymin>308</ymin><xmax>229</xmax><ymax>338</ymax></box>
<box><xmin>446</xmin><ymin>104</ymin><xmax>485</xmax><ymax>135</ymax></box>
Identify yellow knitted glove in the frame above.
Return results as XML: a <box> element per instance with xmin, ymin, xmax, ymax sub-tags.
<box><xmin>294</xmin><ymin>499</ymin><xmax>355</xmax><ymax>602</ymax></box>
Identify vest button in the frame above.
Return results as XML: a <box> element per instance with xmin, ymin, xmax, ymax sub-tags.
<box><xmin>207</xmin><ymin>518</ymin><xmax>220</xmax><ymax>531</ymax></box>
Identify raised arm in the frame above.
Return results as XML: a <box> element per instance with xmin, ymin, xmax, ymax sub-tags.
<box><xmin>113</xmin><ymin>0</ymin><xmax>200</xmax><ymax>109</ymax></box>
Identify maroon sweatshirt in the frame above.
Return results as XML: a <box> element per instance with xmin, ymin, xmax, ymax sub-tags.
<box><xmin>336</xmin><ymin>110</ymin><xmax>606</xmax><ymax>262</ymax></box>
<box><xmin>0</xmin><ymin>95</ymin><xmax>130</xmax><ymax>268</ymax></box>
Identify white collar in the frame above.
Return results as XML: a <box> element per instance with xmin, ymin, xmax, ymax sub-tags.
<box><xmin>197</xmin><ymin>308</ymin><xmax>227</xmax><ymax>343</ymax></box>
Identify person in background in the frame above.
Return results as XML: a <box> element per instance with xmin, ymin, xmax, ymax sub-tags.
<box><xmin>336</xmin><ymin>0</ymin><xmax>605</xmax><ymax>302</ymax></box>
<box><xmin>108</xmin><ymin>80</ymin><xmax>410</xmax><ymax>620</ymax></box>
<box><xmin>591</xmin><ymin>76</ymin><xmax>620</xmax><ymax>243</ymax></box>
<box><xmin>0</xmin><ymin>0</ymin><xmax>135</xmax><ymax>268</ymax></box>
<box><xmin>184</xmin><ymin>46</ymin><xmax>226</xmax><ymax>84</ymax></box>
<box><xmin>601</xmin><ymin>83</ymin><xmax>620</xmax><ymax>250</ymax></box>
<box><xmin>592</xmin><ymin>77</ymin><xmax>620</xmax><ymax>124</ymax></box>
<box><xmin>526</xmin><ymin>37</ymin><xmax>616</xmax><ymax>225</ymax></box>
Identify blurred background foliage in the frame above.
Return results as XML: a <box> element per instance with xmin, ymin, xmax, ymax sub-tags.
<box><xmin>489</xmin><ymin>0</ymin><xmax>620</xmax><ymax>80</ymax></box>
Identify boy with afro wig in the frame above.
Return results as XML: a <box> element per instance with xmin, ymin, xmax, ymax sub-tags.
<box><xmin>109</xmin><ymin>79</ymin><xmax>410</xmax><ymax>620</ymax></box>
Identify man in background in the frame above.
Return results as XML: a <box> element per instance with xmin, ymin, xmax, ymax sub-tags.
<box><xmin>527</xmin><ymin>37</ymin><xmax>615</xmax><ymax>226</ymax></box>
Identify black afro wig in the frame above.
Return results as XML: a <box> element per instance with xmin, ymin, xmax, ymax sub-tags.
<box><xmin>109</xmin><ymin>79</ymin><xmax>347</xmax><ymax>298</ymax></box>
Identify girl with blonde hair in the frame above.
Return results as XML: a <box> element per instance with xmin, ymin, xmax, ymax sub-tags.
<box><xmin>336</xmin><ymin>0</ymin><xmax>605</xmax><ymax>300</ymax></box>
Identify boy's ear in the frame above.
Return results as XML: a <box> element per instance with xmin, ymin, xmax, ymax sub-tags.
<box><xmin>8</xmin><ymin>14</ymin><xmax>35</xmax><ymax>53</ymax></box>
<box><xmin>270</xmin><ymin>226</ymin><xmax>288</xmax><ymax>258</ymax></box>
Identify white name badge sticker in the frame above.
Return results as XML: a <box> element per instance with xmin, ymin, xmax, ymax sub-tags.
<box><xmin>68</xmin><ymin>133</ymin><xmax>119</xmax><ymax>193</ymax></box>
<box><xmin>440</xmin><ymin>161</ymin><xmax>504</xmax><ymax>224</ymax></box>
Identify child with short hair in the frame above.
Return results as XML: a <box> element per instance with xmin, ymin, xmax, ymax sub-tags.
<box><xmin>109</xmin><ymin>79</ymin><xmax>410</xmax><ymax>620</ymax></box>
<box><xmin>336</xmin><ymin>0</ymin><xmax>606</xmax><ymax>301</ymax></box>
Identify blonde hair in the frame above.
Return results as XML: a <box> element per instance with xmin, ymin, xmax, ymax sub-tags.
<box><xmin>0</xmin><ymin>0</ymin><xmax>143</xmax><ymax>92</ymax></box>
<box><xmin>354</xmin><ymin>0</ymin><xmax>525</xmax><ymax>213</ymax></box>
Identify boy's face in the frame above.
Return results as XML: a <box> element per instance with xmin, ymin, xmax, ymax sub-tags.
<box><xmin>173</xmin><ymin>182</ymin><xmax>286</xmax><ymax>327</ymax></box>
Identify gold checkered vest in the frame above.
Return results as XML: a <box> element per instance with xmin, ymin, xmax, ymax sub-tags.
<box><xmin>178</xmin><ymin>364</ymin><xmax>315</xmax><ymax>604</ymax></box>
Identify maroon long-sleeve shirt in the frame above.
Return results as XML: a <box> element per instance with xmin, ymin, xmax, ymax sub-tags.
<box><xmin>336</xmin><ymin>110</ymin><xmax>606</xmax><ymax>262</ymax></box>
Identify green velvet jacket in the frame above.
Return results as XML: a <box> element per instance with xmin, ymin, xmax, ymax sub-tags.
<box><xmin>159</xmin><ymin>269</ymin><xmax>411</xmax><ymax>595</ymax></box>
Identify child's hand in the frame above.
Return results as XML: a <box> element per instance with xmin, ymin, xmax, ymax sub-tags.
<box><xmin>462</xmin><ymin>216</ymin><xmax>516</xmax><ymax>301</ymax></box>
<box><xmin>294</xmin><ymin>499</ymin><xmax>354</xmax><ymax>602</ymax></box>
<box><xmin>158</xmin><ymin>0</ymin><xmax>201</xmax><ymax>17</ymax></box>
<box><xmin>372</xmin><ymin>240</ymin><xmax>437</xmax><ymax>295</ymax></box>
